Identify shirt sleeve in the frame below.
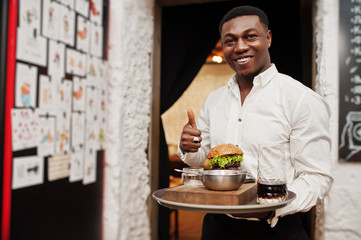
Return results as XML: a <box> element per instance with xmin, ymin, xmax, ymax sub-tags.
<box><xmin>273</xmin><ymin>91</ymin><xmax>334</xmax><ymax>225</ymax></box>
<box><xmin>177</xmin><ymin>97</ymin><xmax>212</xmax><ymax>167</ymax></box>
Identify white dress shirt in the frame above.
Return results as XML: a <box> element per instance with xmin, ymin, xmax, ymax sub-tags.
<box><xmin>178</xmin><ymin>64</ymin><xmax>333</xmax><ymax>226</ymax></box>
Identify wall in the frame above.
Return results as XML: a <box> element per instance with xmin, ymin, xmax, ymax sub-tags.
<box><xmin>104</xmin><ymin>0</ymin><xmax>154</xmax><ymax>239</ymax></box>
<box><xmin>314</xmin><ymin>0</ymin><xmax>361</xmax><ymax>239</ymax></box>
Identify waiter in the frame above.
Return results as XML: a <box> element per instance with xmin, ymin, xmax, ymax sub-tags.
<box><xmin>178</xmin><ymin>5</ymin><xmax>333</xmax><ymax>240</ymax></box>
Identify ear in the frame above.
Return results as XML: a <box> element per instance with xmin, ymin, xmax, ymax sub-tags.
<box><xmin>267</xmin><ymin>30</ymin><xmax>272</xmax><ymax>48</ymax></box>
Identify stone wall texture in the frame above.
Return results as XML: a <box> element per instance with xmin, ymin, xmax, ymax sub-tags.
<box><xmin>314</xmin><ymin>0</ymin><xmax>361</xmax><ymax>239</ymax></box>
<box><xmin>104</xmin><ymin>0</ymin><xmax>154</xmax><ymax>239</ymax></box>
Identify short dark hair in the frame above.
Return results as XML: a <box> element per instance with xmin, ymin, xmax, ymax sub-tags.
<box><xmin>219</xmin><ymin>6</ymin><xmax>269</xmax><ymax>34</ymax></box>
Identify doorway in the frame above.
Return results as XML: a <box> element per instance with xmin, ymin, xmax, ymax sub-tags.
<box><xmin>151</xmin><ymin>0</ymin><xmax>313</xmax><ymax>239</ymax></box>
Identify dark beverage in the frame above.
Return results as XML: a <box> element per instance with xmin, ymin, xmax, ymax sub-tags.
<box><xmin>257</xmin><ymin>182</ymin><xmax>288</xmax><ymax>204</ymax></box>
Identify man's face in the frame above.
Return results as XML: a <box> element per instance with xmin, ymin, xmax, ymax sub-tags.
<box><xmin>221</xmin><ymin>15</ymin><xmax>272</xmax><ymax>81</ymax></box>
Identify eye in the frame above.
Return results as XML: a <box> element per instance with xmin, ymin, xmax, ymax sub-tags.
<box><xmin>223</xmin><ymin>39</ymin><xmax>235</xmax><ymax>46</ymax></box>
<box><xmin>245</xmin><ymin>34</ymin><xmax>258</xmax><ymax>41</ymax></box>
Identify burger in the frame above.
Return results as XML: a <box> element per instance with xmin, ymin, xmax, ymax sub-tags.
<box><xmin>207</xmin><ymin>144</ymin><xmax>243</xmax><ymax>169</ymax></box>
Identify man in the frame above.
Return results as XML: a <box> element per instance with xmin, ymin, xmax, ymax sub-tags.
<box><xmin>178</xmin><ymin>6</ymin><xmax>333</xmax><ymax>240</ymax></box>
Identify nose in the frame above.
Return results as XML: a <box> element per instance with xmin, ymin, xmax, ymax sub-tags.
<box><xmin>234</xmin><ymin>39</ymin><xmax>248</xmax><ymax>52</ymax></box>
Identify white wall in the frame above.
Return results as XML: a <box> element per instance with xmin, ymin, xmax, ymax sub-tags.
<box><xmin>104</xmin><ymin>0</ymin><xmax>154</xmax><ymax>239</ymax></box>
<box><xmin>314</xmin><ymin>0</ymin><xmax>361</xmax><ymax>239</ymax></box>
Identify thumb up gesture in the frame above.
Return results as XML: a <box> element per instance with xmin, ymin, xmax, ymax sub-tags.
<box><xmin>180</xmin><ymin>109</ymin><xmax>202</xmax><ymax>152</ymax></box>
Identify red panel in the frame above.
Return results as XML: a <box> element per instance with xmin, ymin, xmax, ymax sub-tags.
<box><xmin>2</xmin><ymin>0</ymin><xmax>18</xmax><ymax>240</ymax></box>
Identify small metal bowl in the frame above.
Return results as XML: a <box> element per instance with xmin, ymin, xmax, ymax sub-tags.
<box><xmin>201</xmin><ymin>170</ymin><xmax>247</xmax><ymax>191</ymax></box>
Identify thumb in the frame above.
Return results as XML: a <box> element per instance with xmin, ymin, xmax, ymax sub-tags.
<box><xmin>187</xmin><ymin>109</ymin><xmax>197</xmax><ymax>128</ymax></box>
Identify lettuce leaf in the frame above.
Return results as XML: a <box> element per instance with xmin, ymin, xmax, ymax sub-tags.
<box><xmin>209</xmin><ymin>154</ymin><xmax>243</xmax><ymax>169</ymax></box>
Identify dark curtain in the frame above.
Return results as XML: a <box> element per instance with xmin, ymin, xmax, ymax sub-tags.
<box><xmin>160</xmin><ymin>4</ymin><xmax>226</xmax><ymax>114</ymax></box>
<box><xmin>158</xmin><ymin>1</ymin><xmax>304</xmax><ymax>239</ymax></box>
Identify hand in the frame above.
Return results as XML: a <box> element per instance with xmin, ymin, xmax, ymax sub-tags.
<box><xmin>180</xmin><ymin>109</ymin><xmax>202</xmax><ymax>153</ymax></box>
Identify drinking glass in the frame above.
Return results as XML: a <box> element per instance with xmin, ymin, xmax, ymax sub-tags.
<box><xmin>256</xmin><ymin>144</ymin><xmax>288</xmax><ymax>204</ymax></box>
<box><xmin>181</xmin><ymin>167</ymin><xmax>204</xmax><ymax>186</ymax></box>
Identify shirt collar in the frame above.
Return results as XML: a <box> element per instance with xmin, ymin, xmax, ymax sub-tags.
<box><xmin>227</xmin><ymin>64</ymin><xmax>278</xmax><ymax>90</ymax></box>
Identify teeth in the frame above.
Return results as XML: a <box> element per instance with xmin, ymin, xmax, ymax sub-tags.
<box><xmin>237</xmin><ymin>57</ymin><xmax>251</xmax><ymax>63</ymax></box>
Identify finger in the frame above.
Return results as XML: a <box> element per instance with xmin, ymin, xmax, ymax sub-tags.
<box><xmin>180</xmin><ymin>140</ymin><xmax>201</xmax><ymax>152</ymax></box>
<box><xmin>182</xmin><ymin>134</ymin><xmax>202</xmax><ymax>144</ymax></box>
<box><xmin>183</xmin><ymin>127</ymin><xmax>202</xmax><ymax>137</ymax></box>
<box><xmin>187</xmin><ymin>109</ymin><xmax>197</xmax><ymax>129</ymax></box>
<box><xmin>183</xmin><ymin>144</ymin><xmax>201</xmax><ymax>152</ymax></box>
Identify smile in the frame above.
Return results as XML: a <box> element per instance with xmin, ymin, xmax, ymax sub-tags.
<box><xmin>234</xmin><ymin>56</ymin><xmax>253</xmax><ymax>64</ymax></box>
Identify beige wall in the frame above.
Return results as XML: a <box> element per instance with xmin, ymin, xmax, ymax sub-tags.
<box><xmin>161</xmin><ymin>63</ymin><xmax>234</xmax><ymax>156</ymax></box>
